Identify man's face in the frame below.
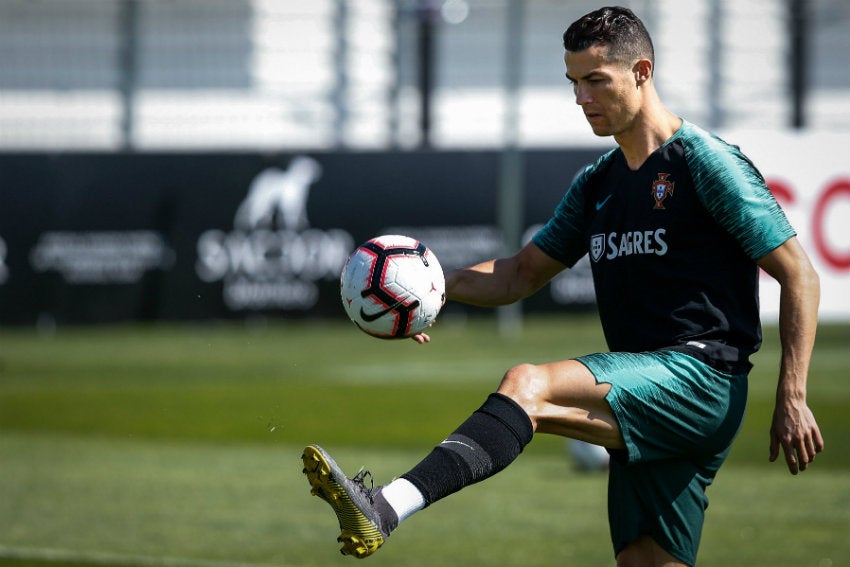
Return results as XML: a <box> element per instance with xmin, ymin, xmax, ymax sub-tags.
<box><xmin>565</xmin><ymin>44</ymin><xmax>641</xmax><ymax>137</ymax></box>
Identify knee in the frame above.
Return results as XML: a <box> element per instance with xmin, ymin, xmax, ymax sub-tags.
<box><xmin>498</xmin><ymin>363</ymin><xmax>547</xmax><ymax>410</ymax></box>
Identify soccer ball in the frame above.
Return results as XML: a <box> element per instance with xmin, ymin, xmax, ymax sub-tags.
<box><xmin>340</xmin><ymin>235</ymin><xmax>445</xmax><ymax>339</ymax></box>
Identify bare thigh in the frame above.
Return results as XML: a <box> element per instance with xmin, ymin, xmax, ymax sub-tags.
<box><xmin>617</xmin><ymin>535</ymin><xmax>688</xmax><ymax>567</ymax></box>
<box><xmin>496</xmin><ymin>359</ymin><xmax>625</xmax><ymax>449</ymax></box>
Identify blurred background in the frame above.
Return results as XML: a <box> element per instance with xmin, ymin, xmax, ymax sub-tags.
<box><xmin>0</xmin><ymin>0</ymin><xmax>847</xmax><ymax>326</ymax></box>
<box><xmin>0</xmin><ymin>2</ymin><xmax>848</xmax><ymax>567</ymax></box>
<box><xmin>0</xmin><ymin>0</ymin><xmax>848</xmax><ymax>150</ymax></box>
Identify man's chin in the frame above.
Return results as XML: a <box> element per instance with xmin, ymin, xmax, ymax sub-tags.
<box><xmin>589</xmin><ymin>126</ymin><xmax>613</xmax><ymax>137</ymax></box>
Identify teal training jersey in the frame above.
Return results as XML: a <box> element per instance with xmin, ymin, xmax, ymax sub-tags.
<box><xmin>533</xmin><ymin>120</ymin><xmax>795</xmax><ymax>372</ymax></box>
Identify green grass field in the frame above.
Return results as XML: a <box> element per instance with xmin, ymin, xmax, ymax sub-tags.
<box><xmin>1</xmin><ymin>315</ymin><xmax>848</xmax><ymax>567</ymax></box>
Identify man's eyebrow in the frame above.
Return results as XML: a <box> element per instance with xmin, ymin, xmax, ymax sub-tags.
<box><xmin>566</xmin><ymin>70</ymin><xmax>604</xmax><ymax>82</ymax></box>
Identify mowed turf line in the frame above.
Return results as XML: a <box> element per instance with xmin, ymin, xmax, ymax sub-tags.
<box><xmin>0</xmin><ymin>316</ymin><xmax>847</xmax><ymax>567</ymax></box>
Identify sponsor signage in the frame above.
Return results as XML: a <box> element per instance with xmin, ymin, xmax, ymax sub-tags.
<box><xmin>193</xmin><ymin>157</ymin><xmax>355</xmax><ymax>311</ymax></box>
<box><xmin>0</xmin><ymin>150</ymin><xmax>599</xmax><ymax>324</ymax></box>
<box><xmin>0</xmin><ymin>137</ymin><xmax>846</xmax><ymax>324</ymax></box>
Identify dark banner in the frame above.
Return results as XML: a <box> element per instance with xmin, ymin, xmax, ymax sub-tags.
<box><xmin>0</xmin><ymin>150</ymin><xmax>604</xmax><ymax>325</ymax></box>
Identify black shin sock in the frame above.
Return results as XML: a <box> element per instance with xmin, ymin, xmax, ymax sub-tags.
<box><xmin>400</xmin><ymin>392</ymin><xmax>534</xmax><ymax>506</ymax></box>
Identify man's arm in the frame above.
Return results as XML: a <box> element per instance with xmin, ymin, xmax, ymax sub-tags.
<box><xmin>408</xmin><ymin>242</ymin><xmax>566</xmax><ymax>344</ymax></box>
<box><xmin>446</xmin><ymin>241</ymin><xmax>567</xmax><ymax>307</ymax></box>
<box><xmin>757</xmin><ymin>236</ymin><xmax>824</xmax><ymax>474</ymax></box>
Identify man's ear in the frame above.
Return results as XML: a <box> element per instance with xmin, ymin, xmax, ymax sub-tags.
<box><xmin>633</xmin><ymin>59</ymin><xmax>652</xmax><ymax>84</ymax></box>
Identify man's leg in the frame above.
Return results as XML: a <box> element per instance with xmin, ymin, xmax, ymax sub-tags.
<box><xmin>303</xmin><ymin>358</ymin><xmax>623</xmax><ymax>557</ymax></box>
<box><xmin>578</xmin><ymin>351</ymin><xmax>748</xmax><ymax>566</ymax></box>
<box><xmin>302</xmin><ymin>392</ymin><xmax>536</xmax><ymax>557</ymax></box>
<box><xmin>617</xmin><ymin>536</ymin><xmax>688</xmax><ymax>567</ymax></box>
<box><xmin>399</xmin><ymin>392</ymin><xmax>534</xmax><ymax>505</ymax></box>
<box><xmin>371</xmin><ymin>360</ymin><xmax>624</xmax><ymax>530</ymax></box>
<box><xmin>499</xmin><ymin>361</ymin><xmax>690</xmax><ymax>565</ymax></box>
<box><xmin>496</xmin><ymin>360</ymin><xmax>624</xmax><ymax>447</ymax></box>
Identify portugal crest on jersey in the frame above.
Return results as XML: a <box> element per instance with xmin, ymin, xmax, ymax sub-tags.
<box><xmin>590</xmin><ymin>234</ymin><xmax>605</xmax><ymax>262</ymax></box>
<box><xmin>651</xmin><ymin>173</ymin><xmax>675</xmax><ymax>209</ymax></box>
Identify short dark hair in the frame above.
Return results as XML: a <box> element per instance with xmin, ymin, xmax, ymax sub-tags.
<box><xmin>563</xmin><ymin>6</ymin><xmax>654</xmax><ymax>68</ymax></box>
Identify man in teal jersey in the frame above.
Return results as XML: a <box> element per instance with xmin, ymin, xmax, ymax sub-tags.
<box><xmin>301</xmin><ymin>6</ymin><xmax>824</xmax><ymax>566</ymax></box>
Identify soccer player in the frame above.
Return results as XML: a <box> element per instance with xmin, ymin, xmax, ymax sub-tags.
<box><xmin>301</xmin><ymin>6</ymin><xmax>824</xmax><ymax>566</ymax></box>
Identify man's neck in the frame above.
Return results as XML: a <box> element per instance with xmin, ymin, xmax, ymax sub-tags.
<box><xmin>615</xmin><ymin>102</ymin><xmax>682</xmax><ymax>171</ymax></box>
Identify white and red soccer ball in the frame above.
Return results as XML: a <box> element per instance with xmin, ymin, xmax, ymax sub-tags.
<box><xmin>340</xmin><ymin>235</ymin><xmax>445</xmax><ymax>339</ymax></box>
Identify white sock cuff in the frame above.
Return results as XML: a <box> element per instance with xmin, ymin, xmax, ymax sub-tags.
<box><xmin>381</xmin><ymin>478</ymin><xmax>425</xmax><ymax>524</ymax></box>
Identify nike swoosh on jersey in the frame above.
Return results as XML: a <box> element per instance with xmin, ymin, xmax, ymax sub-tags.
<box><xmin>359</xmin><ymin>299</ymin><xmax>412</xmax><ymax>322</ymax></box>
<box><xmin>595</xmin><ymin>195</ymin><xmax>612</xmax><ymax>210</ymax></box>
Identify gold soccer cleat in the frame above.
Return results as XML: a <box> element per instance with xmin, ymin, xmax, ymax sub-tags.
<box><xmin>302</xmin><ymin>445</ymin><xmax>389</xmax><ymax>558</ymax></box>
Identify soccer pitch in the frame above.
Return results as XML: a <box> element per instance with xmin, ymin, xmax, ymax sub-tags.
<box><xmin>1</xmin><ymin>316</ymin><xmax>847</xmax><ymax>567</ymax></box>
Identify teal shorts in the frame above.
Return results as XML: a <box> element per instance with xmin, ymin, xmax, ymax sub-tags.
<box><xmin>576</xmin><ymin>350</ymin><xmax>748</xmax><ymax>566</ymax></box>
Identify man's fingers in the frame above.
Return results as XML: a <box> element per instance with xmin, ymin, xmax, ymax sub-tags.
<box><xmin>804</xmin><ymin>436</ymin><xmax>817</xmax><ymax>464</ymax></box>
<box><xmin>411</xmin><ymin>332</ymin><xmax>431</xmax><ymax>344</ymax></box>
<box><xmin>771</xmin><ymin>408</ymin><xmax>824</xmax><ymax>475</ymax></box>
<box><xmin>813</xmin><ymin>427</ymin><xmax>826</xmax><ymax>454</ymax></box>
<box><xmin>784</xmin><ymin>442</ymin><xmax>800</xmax><ymax>475</ymax></box>
<box><xmin>769</xmin><ymin>433</ymin><xmax>780</xmax><ymax>463</ymax></box>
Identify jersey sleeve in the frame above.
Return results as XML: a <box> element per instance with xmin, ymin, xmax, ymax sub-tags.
<box><xmin>532</xmin><ymin>160</ymin><xmax>598</xmax><ymax>268</ymax></box>
<box><xmin>684</xmin><ymin>128</ymin><xmax>796</xmax><ymax>260</ymax></box>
